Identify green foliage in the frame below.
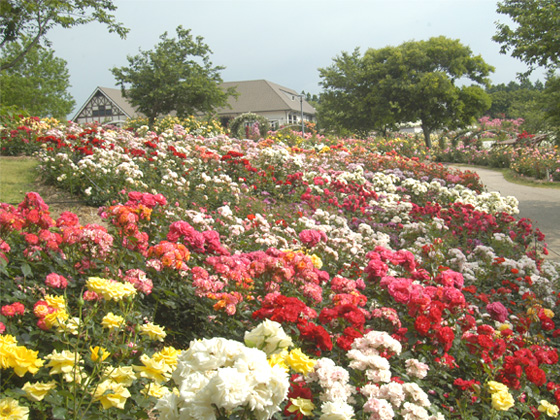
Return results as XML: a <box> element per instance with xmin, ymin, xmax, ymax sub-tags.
<box><xmin>228</xmin><ymin>112</ymin><xmax>271</xmax><ymax>139</ymax></box>
<box><xmin>0</xmin><ymin>40</ymin><xmax>75</xmax><ymax>119</ymax></box>
<box><xmin>318</xmin><ymin>36</ymin><xmax>494</xmax><ymax>148</ymax></box>
<box><xmin>494</xmin><ymin>0</ymin><xmax>560</xmax><ymax>73</ymax></box>
<box><xmin>0</xmin><ymin>0</ymin><xmax>128</xmax><ymax>71</ymax></box>
<box><xmin>318</xmin><ymin>48</ymin><xmax>398</xmax><ymax>137</ymax></box>
<box><xmin>111</xmin><ymin>26</ymin><xmax>236</xmax><ymax>127</ymax></box>
<box><xmin>541</xmin><ymin>74</ymin><xmax>560</xmax><ymax>142</ymax></box>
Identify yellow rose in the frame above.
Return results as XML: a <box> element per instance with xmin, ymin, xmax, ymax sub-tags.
<box><xmin>86</xmin><ymin>277</ymin><xmax>137</xmax><ymax>301</ymax></box>
<box><xmin>539</xmin><ymin>400</ymin><xmax>559</xmax><ymax>418</ymax></box>
<box><xmin>22</xmin><ymin>380</ymin><xmax>57</xmax><ymax>401</ymax></box>
<box><xmin>543</xmin><ymin>309</ymin><xmax>555</xmax><ymax>319</ymax></box>
<box><xmin>133</xmin><ymin>354</ymin><xmax>172</xmax><ymax>383</ymax></box>
<box><xmin>57</xmin><ymin>317</ymin><xmax>81</xmax><ymax>335</ymax></box>
<box><xmin>101</xmin><ymin>313</ymin><xmax>125</xmax><ymax>331</ymax></box>
<box><xmin>9</xmin><ymin>346</ymin><xmax>44</xmax><ymax>377</ymax></box>
<box><xmin>491</xmin><ymin>390</ymin><xmax>515</xmax><ymax>411</ymax></box>
<box><xmin>142</xmin><ymin>382</ymin><xmax>170</xmax><ymax>398</ymax></box>
<box><xmin>44</xmin><ymin>308</ymin><xmax>69</xmax><ymax>329</ymax></box>
<box><xmin>140</xmin><ymin>322</ymin><xmax>166</xmax><ymax>342</ymax></box>
<box><xmin>106</xmin><ymin>366</ymin><xmax>137</xmax><ymax>387</ymax></box>
<box><xmin>45</xmin><ymin>350</ymin><xmax>80</xmax><ymax>376</ymax></box>
<box><xmin>44</xmin><ymin>294</ymin><xmax>66</xmax><ymax>310</ymax></box>
<box><xmin>92</xmin><ymin>380</ymin><xmax>131</xmax><ymax>410</ymax></box>
<box><xmin>0</xmin><ymin>397</ymin><xmax>29</xmax><ymax>419</ymax></box>
<box><xmin>487</xmin><ymin>380</ymin><xmax>509</xmax><ymax>394</ymax></box>
<box><xmin>497</xmin><ymin>322</ymin><xmax>513</xmax><ymax>332</ymax></box>
<box><xmin>0</xmin><ymin>335</ymin><xmax>17</xmax><ymax>369</ymax></box>
<box><xmin>268</xmin><ymin>350</ymin><xmax>289</xmax><ymax>372</ymax></box>
<box><xmin>152</xmin><ymin>347</ymin><xmax>181</xmax><ymax>368</ymax></box>
<box><xmin>90</xmin><ymin>346</ymin><xmax>111</xmax><ymax>362</ymax></box>
<box><xmin>287</xmin><ymin>397</ymin><xmax>315</xmax><ymax>416</ymax></box>
<box><xmin>309</xmin><ymin>254</ymin><xmax>323</xmax><ymax>269</ymax></box>
<box><xmin>285</xmin><ymin>348</ymin><xmax>316</xmax><ymax>374</ymax></box>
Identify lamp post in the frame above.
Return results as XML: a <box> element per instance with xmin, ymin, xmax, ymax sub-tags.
<box><xmin>299</xmin><ymin>94</ymin><xmax>304</xmax><ymax>136</ymax></box>
<box><xmin>292</xmin><ymin>93</ymin><xmax>305</xmax><ymax>136</ymax></box>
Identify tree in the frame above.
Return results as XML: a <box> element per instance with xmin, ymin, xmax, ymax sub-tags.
<box><xmin>318</xmin><ymin>36</ymin><xmax>494</xmax><ymax>147</ymax></box>
<box><xmin>485</xmin><ymin>79</ymin><xmax>547</xmax><ymax>133</ymax></box>
<box><xmin>0</xmin><ymin>39</ymin><xmax>75</xmax><ymax>118</ymax></box>
<box><xmin>0</xmin><ymin>0</ymin><xmax>128</xmax><ymax>71</ymax></box>
<box><xmin>494</xmin><ymin>0</ymin><xmax>560</xmax><ymax>73</ymax></box>
<box><xmin>541</xmin><ymin>75</ymin><xmax>560</xmax><ymax>142</ymax></box>
<box><xmin>318</xmin><ymin>49</ymin><xmax>399</xmax><ymax>137</ymax></box>
<box><xmin>111</xmin><ymin>26</ymin><xmax>236</xmax><ymax>127</ymax></box>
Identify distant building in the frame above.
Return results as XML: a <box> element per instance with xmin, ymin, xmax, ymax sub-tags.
<box><xmin>72</xmin><ymin>80</ymin><xmax>317</xmax><ymax>128</ymax></box>
<box><xmin>216</xmin><ymin>80</ymin><xmax>316</xmax><ymax>129</ymax></box>
<box><xmin>72</xmin><ymin>87</ymin><xmax>141</xmax><ymax>126</ymax></box>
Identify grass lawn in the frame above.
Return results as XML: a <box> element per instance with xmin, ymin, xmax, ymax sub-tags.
<box><xmin>0</xmin><ymin>157</ymin><xmax>39</xmax><ymax>205</ymax></box>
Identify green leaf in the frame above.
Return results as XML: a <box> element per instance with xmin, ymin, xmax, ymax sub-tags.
<box><xmin>21</xmin><ymin>262</ymin><xmax>32</xmax><ymax>277</ymax></box>
<box><xmin>52</xmin><ymin>406</ymin><xmax>67</xmax><ymax>419</ymax></box>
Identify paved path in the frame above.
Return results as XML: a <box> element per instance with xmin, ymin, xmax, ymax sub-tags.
<box><xmin>451</xmin><ymin>166</ymin><xmax>560</xmax><ymax>261</ymax></box>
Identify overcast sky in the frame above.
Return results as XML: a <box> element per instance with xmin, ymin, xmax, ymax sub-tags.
<box><xmin>47</xmin><ymin>0</ymin><xmax>546</xmax><ymax>118</ymax></box>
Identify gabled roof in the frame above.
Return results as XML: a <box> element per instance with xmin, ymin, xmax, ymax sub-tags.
<box><xmin>73</xmin><ymin>80</ymin><xmax>316</xmax><ymax>122</ymax></box>
<box><xmin>217</xmin><ymin>80</ymin><xmax>316</xmax><ymax>115</ymax></box>
<box><xmin>98</xmin><ymin>87</ymin><xmax>141</xmax><ymax>118</ymax></box>
<box><xmin>72</xmin><ymin>87</ymin><xmax>142</xmax><ymax>121</ymax></box>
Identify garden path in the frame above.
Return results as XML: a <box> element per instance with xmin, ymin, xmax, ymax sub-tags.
<box><xmin>451</xmin><ymin>166</ymin><xmax>560</xmax><ymax>261</ymax></box>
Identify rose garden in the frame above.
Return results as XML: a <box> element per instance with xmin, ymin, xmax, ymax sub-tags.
<box><xmin>0</xmin><ymin>114</ymin><xmax>559</xmax><ymax>419</ymax></box>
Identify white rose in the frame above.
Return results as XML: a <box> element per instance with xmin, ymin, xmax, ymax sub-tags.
<box><xmin>319</xmin><ymin>400</ymin><xmax>355</xmax><ymax>420</ymax></box>
<box><xmin>155</xmin><ymin>391</ymin><xmax>180</xmax><ymax>420</ymax></box>
<box><xmin>244</xmin><ymin>319</ymin><xmax>293</xmax><ymax>355</ymax></box>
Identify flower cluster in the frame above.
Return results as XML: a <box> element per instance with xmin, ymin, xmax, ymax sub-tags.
<box><xmin>156</xmin><ymin>336</ymin><xmax>289</xmax><ymax>419</ymax></box>
<box><xmin>0</xmin><ymin>116</ymin><xmax>558</xmax><ymax>419</ymax></box>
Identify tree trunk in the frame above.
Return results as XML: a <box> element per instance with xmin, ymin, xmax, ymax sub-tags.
<box><xmin>422</xmin><ymin>124</ymin><xmax>432</xmax><ymax>149</ymax></box>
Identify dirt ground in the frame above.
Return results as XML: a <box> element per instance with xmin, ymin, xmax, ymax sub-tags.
<box><xmin>32</xmin><ymin>181</ymin><xmax>104</xmax><ymax>226</ymax></box>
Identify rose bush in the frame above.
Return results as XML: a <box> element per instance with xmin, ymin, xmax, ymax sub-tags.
<box><xmin>0</xmin><ymin>115</ymin><xmax>558</xmax><ymax>419</ymax></box>
<box><xmin>434</xmin><ymin>117</ymin><xmax>560</xmax><ymax>182</ymax></box>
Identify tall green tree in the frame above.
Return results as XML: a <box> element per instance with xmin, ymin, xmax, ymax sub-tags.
<box><xmin>111</xmin><ymin>26</ymin><xmax>235</xmax><ymax>127</ymax></box>
<box><xmin>319</xmin><ymin>36</ymin><xmax>494</xmax><ymax>147</ymax></box>
<box><xmin>0</xmin><ymin>0</ymin><xmax>128</xmax><ymax>71</ymax></box>
<box><xmin>318</xmin><ymin>49</ymin><xmax>399</xmax><ymax>137</ymax></box>
<box><xmin>485</xmin><ymin>79</ymin><xmax>547</xmax><ymax>133</ymax></box>
<box><xmin>541</xmin><ymin>75</ymin><xmax>560</xmax><ymax>140</ymax></box>
<box><xmin>494</xmin><ymin>0</ymin><xmax>560</xmax><ymax>73</ymax></box>
<box><xmin>0</xmin><ymin>40</ymin><xmax>75</xmax><ymax>118</ymax></box>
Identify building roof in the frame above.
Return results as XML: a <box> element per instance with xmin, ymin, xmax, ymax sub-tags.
<box><xmin>98</xmin><ymin>87</ymin><xmax>141</xmax><ymax>118</ymax></box>
<box><xmin>72</xmin><ymin>86</ymin><xmax>142</xmax><ymax>121</ymax></box>
<box><xmin>73</xmin><ymin>80</ymin><xmax>316</xmax><ymax>122</ymax></box>
<box><xmin>216</xmin><ymin>80</ymin><xmax>316</xmax><ymax>116</ymax></box>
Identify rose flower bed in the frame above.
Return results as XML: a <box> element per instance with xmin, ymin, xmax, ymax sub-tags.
<box><xmin>0</xmin><ymin>116</ymin><xmax>559</xmax><ymax>419</ymax></box>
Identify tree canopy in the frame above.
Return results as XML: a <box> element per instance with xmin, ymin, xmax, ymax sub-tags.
<box><xmin>111</xmin><ymin>26</ymin><xmax>235</xmax><ymax>127</ymax></box>
<box><xmin>0</xmin><ymin>0</ymin><xmax>128</xmax><ymax>71</ymax></box>
<box><xmin>319</xmin><ymin>36</ymin><xmax>494</xmax><ymax>147</ymax></box>
<box><xmin>494</xmin><ymin>0</ymin><xmax>560</xmax><ymax>72</ymax></box>
<box><xmin>0</xmin><ymin>39</ymin><xmax>75</xmax><ymax>118</ymax></box>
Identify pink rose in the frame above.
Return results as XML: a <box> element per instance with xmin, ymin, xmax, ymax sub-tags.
<box><xmin>486</xmin><ymin>302</ymin><xmax>508</xmax><ymax>323</ymax></box>
<box><xmin>45</xmin><ymin>273</ymin><xmax>68</xmax><ymax>289</ymax></box>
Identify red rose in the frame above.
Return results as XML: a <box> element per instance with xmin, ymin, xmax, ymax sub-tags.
<box><xmin>336</xmin><ymin>327</ymin><xmax>363</xmax><ymax>351</ymax></box>
<box><xmin>541</xmin><ymin>317</ymin><xmax>555</xmax><ymax>331</ymax></box>
<box><xmin>525</xmin><ymin>365</ymin><xmax>547</xmax><ymax>387</ymax></box>
<box><xmin>436</xmin><ymin>326</ymin><xmax>455</xmax><ymax>352</ymax></box>
<box><xmin>298</xmin><ymin>321</ymin><xmax>333</xmax><ymax>352</ymax></box>
<box><xmin>414</xmin><ymin>315</ymin><xmax>432</xmax><ymax>336</ymax></box>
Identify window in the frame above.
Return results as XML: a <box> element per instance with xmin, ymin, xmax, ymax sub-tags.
<box><xmin>92</xmin><ymin>106</ymin><xmax>113</xmax><ymax>117</ymax></box>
